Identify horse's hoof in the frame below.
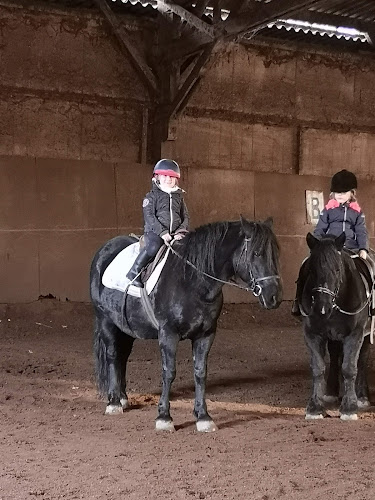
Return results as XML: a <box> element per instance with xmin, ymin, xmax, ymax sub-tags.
<box><xmin>305</xmin><ymin>413</ymin><xmax>324</xmax><ymax>420</ymax></box>
<box><xmin>155</xmin><ymin>419</ymin><xmax>175</xmax><ymax>432</ymax></box>
<box><xmin>120</xmin><ymin>397</ymin><xmax>129</xmax><ymax>410</ymax></box>
<box><xmin>357</xmin><ymin>398</ymin><xmax>370</xmax><ymax>409</ymax></box>
<box><xmin>340</xmin><ymin>413</ymin><xmax>358</xmax><ymax>421</ymax></box>
<box><xmin>196</xmin><ymin>420</ymin><xmax>218</xmax><ymax>432</ymax></box>
<box><xmin>105</xmin><ymin>404</ymin><xmax>124</xmax><ymax>415</ymax></box>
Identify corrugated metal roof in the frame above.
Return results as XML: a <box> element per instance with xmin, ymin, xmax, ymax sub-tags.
<box><xmin>8</xmin><ymin>0</ymin><xmax>375</xmax><ymax>50</ymax></box>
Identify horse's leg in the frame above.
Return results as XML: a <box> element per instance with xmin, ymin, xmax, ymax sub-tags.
<box><xmin>192</xmin><ymin>332</ymin><xmax>217</xmax><ymax>432</ymax></box>
<box><xmin>340</xmin><ymin>334</ymin><xmax>364</xmax><ymax>420</ymax></box>
<box><xmin>155</xmin><ymin>329</ymin><xmax>179</xmax><ymax>432</ymax></box>
<box><xmin>94</xmin><ymin>314</ymin><xmax>134</xmax><ymax>415</ymax></box>
<box><xmin>325</xmin><ymin>340</ymin><xmax>342</xmax><ymax>405</ymax></box>
<box><xmin>118</xmin><ymin>332</ymin><xmax>135</xmax><ymax>410</ymax></box>
<box><xmin>356</xmin><ymin>336</ymin><xmax>371</xmax><ymax>408</ymax></box>
<box><xmin>304</xmin><ymin>331</ymin><xmax>327</xmax><ymax>419</ymax></box>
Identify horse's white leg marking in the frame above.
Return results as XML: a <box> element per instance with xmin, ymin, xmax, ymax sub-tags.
<box><xmin>196</xmin><ymin>420</ymin><xmax>218</xmax><ymax>432</ymax></box>
<box><xmin>105</xmin><ymin>404</ymin><xmax>124</xmax><ymax>415</ymax></box>
<box><xmin>357</xmin><ymin>398</ymin><xmax>370</xmax><ymax>409</ymax></box>
<box><xmin>155</xmin><ymin>419</ymin><xmax>175</xmax><ymax>432</ymax></box>
<box><xmin>305</xmin><ymin>413</ymin><xmax>324</xmax><ymax>420</ymax></box>
<box><xmin>340</xmin><ymin>413</ymin><xmax>358</xmax><ymax>421</ymax></box>
<box><xmin>120</xmin><ymin>397</ymin><xmax>129</xmax><ymax>409</ymax></box>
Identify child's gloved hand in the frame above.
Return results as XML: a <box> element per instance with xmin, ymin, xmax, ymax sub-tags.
<box><xmin>162</xmin><ymin>233</ymin><xmax>172</xmax><ymax>243</ymax></box>
<box><xmin>359</xmin><ymin>249</ymin><xmax>367</xmax><ymax>260</ymax></box>
<box><xmin>174</xmin><ymin>233</ymin><xmax>185</xmax><ymax>240</ymax></box>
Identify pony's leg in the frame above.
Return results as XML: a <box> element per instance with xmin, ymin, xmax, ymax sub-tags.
<box><xmin>340</xmin><ymin>334</ymin><xmax>364</xmax><ymax>420</ymax></box>
<box><xmin>155</xmin><ymin>329</ymin><xmax>179</xmax><ymax>432</ymax></box>
<box><xmin>356</xmin><ymin>336</ymin><xmax>371</xmax><ymax>408</ymax></box>
<box><xmin>304</xmin><ymin>332</ymin><xmax>327</xmax><ymax>419</ymax></box>
<box><xmin>94</xmin><ymin>314</ymin><xmax>134</xmax><ymax>415</ymax></box>
<box><xmin>118</xmin><ymin>332</ymin><xmax>135</xmax><ymax>410</ymax></box>
<box><xmin>325</xmin><ymin>340</ymin><xmax>342</xmax><ymax>405</ymax></box>
<box><xmin>192</xmin><ymin>332</ymin><xmax>217</xmax><ymax>432</ymax></box>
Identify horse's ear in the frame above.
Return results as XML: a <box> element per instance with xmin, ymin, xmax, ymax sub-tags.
<box><xmin>264</xmin><ymin>217</ymin><xmax>273</xmax><ymax>228</ymax></box>
<box><xmin>306</xmin><ymin>232</ymin><xmax>319</xmax><ymax>250</ymax></box>
<box><xmin>335</xmin><ymin>232</ymin><xmax>346</xmax><ymax>250</ymax></box>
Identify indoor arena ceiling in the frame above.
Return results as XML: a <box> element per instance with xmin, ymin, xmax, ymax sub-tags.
<box><xmin>16</xmin><ymin>0</ymin><xmax>375</xmax><ymax>52</ymax></box>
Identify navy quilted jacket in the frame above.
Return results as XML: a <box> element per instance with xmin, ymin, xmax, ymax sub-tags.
<box><xmin>313</xmin><ymin>199</ymin><xmax>368</xmax><ymax>251</ymax></box>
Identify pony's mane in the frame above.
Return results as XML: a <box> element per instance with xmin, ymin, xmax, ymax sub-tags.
<box><xmin>179</xmin><ymin>219</ymin><xmax>279</xmax><ymax>275</ymax></box>
<box><xmin>181</xmin><ymin>221</ymin><xmax>230</xmax><ymax>275</ymax></box>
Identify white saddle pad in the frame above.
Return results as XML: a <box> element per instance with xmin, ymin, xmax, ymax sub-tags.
<box><xmin>102</xmin><ymin>242</ymin><xmax>170</xmax><ymax>297</ymax></box>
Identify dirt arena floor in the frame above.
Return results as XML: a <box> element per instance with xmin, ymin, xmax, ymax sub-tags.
<box><xmin>1</xmin><ymin>299</ymin><xmax>375</xmax><ymax>500</ymax></box>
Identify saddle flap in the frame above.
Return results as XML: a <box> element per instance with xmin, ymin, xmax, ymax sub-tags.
<box><xmin>351</xmin><ymin>256</ymin><xmax>373</xmax><ymax>296</ymax></box>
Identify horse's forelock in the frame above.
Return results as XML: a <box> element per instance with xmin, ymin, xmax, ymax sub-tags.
<box><xmin>247</xmin><ymin>222</ymin><xmax>280</xmax><ymax>270</ymax></box>
<box><xmin>310</xmin><ymin>239</ymin><xmax>343</xmax><ymax>281</ymax></box>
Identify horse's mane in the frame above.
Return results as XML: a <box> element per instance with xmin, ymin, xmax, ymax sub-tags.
<box><xmin>181</xmin><ymin>221</ymin><xmax>230</xmax><ymax>275</ymax></box>
<box><xmin>179</xmin><ymin>219</ymin><xmax>279</xmax><ymax>275</ymax></box>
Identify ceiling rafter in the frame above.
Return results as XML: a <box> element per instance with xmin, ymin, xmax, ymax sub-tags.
<box><xmin>94</xmin><ymin>0</ymin><xmax>158</xmax><ymax>94</ymax></box>
<box><xmin>156</xmin><ymin>0</ymin><xmax>218</xmax><ymax>39</ymax></box>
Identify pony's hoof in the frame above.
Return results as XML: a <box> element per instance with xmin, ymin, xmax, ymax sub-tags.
<box><xmin>340</xmin><ymin>413</ymin><xmax>358</xmax><ymax>421</ymax></box>
<box><xmin>196</xmin><ymin>420</ymin><xmax>218</xmax><ymax>432</ymax></box>
<box><xmin>305</xmin><ymin>413</ymin><xmax>324</xmax><ymax>420</ymax></box>
<box><xmin>120</xmin><ymin>397</ymin><xmax>130</xmax><ymax>410</ymax></box>
<box><xmin>357</xmin><ymin>398</ymin><xmax>370</xmax><ymax>409</ymax></box>
<box><xmin>155</xmin><ymin>419</ymin><xmax>175</xmax><ymax>432</ymax></box>
<box><xmin>105</xmin><ymin>404</ymin><xmax>124</xmax><ymax>415</ymax></box>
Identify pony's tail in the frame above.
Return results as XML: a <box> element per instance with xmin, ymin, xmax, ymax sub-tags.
<box><xmin>93</xmin><ymin>315</ymin><xmax>109</xmax><ymax>398</ymax></box>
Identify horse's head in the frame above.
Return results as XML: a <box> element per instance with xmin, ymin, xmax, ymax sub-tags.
<box><xmin>304</xmin><ymin>232</ymin><xmax>346</xmax><ymax>318</ymax></box>
<box><xmin>237</xmin><ymin>216</ymin><xmax>282</xmax><ymax>309</ymax></box>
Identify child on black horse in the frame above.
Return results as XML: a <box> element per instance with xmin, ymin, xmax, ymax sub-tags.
<box><xmin>126</xmin><ymin>159</ymin><xmax>189</xmax><ymax>288</ymax></box>
<box><xmin>292</xmin><ymin>169</ymin><xmax>374</xmax><ymax>316</ymax></box>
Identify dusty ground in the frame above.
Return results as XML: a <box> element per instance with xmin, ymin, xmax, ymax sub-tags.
<box><xmin>1</xmin><ymin>299</ymin><xmax>375</xmax><ymax>500</ymax></box>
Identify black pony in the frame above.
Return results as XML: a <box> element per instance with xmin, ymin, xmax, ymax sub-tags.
<box><xmin>298</xmin><ymin>232</ymin><xmax>371</xmax><ymax>420</ymax></box>
<box><xmin>90</xmin><ymin>217</ymin><xmax>282</xmax><ymax>432</ymax></box>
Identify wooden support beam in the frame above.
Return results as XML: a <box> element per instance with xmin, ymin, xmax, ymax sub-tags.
<box><xmin>169</xmin><ymin>42</ymin><xmax>216</xmax><ymax>118</ymax></box>
<box><xmin>94</xmin><ymin>0</ymin><xmax>158</xmax><ymax>95</ymax></box>
<box><xmin>224</xmin><ymin>0</ymin><xmax>326</xmax><ymax>37</ymax></box>
<box><xmin>156</xmin><ymin>0</ymin><xmax>217</xmax><ymax>39</ymax></box>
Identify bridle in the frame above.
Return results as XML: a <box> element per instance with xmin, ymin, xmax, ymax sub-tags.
<box><xmin>167</xmin><ymin>236</ymin><xmax>280</xmax><ymax>298</ymax></box>
<box><xmin>236</xmin><ymin>237</ymin><xmax>281</xmax><ymax>297</ymax></box>
<box><xmin>304</xmin><ymin>281</ymin><xmax>372</xmax><ymax>316</ymax></box>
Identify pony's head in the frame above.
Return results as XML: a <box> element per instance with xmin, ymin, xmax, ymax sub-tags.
<box><xmin>237</xmin><ymin>216</ymin><xmax>282</xmax><ymax>309</ymax></box>
<box><xmin>305</xmin><ymin>232</ymin><xmax>346</xmax><ymax>318</ymax></box>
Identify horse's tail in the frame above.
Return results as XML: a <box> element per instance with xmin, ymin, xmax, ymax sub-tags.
<box><xmin>93</xmin><ymin>314</ymin><xmax>109</xmax><ymax>397</ymax></box>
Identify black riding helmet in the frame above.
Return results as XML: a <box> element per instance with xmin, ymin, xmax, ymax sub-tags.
<box><xmin>330</xmin><ymin>169</ymin><xmax>357</xmax><ymax>192</ymax></box>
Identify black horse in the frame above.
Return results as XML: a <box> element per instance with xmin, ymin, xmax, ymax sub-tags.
<box><xmin>298</xmin><ymin>232</ymin><xmax>372</xmax><ymax>420</ymax></box>
<box><xmin>90</xmin><ymin>216</ymin><xmax>282</xmax><ymax>432</ymax></box>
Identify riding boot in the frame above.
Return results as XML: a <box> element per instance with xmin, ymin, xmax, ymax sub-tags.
<box><xmin>126</xmin><ymin>249</ymin><xmax>151</xmax><ymax>288</ymax></box>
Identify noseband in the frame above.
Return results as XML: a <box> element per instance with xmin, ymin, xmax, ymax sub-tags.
<box><xmin>310</xmin><ymin>284</ymin><xmax>370</xmax><ymax>316</ymax></box>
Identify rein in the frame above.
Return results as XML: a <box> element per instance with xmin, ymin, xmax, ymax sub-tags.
<box><xmin>167</xmin><ymin>237</ymin><xmax>280</xmax><ymax>298</ymax></box>
<box><xmin>311</xmin><ymin>285</ymin><xmax>372</xmax><ymax>316</ymax></box>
